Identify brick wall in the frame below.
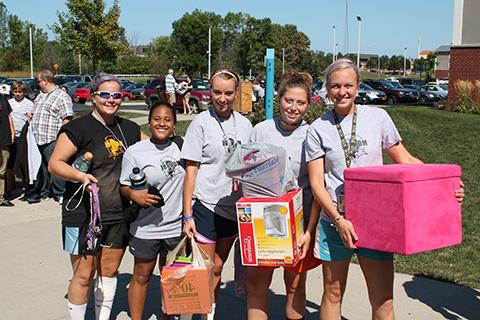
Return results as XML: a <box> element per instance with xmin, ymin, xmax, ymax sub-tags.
<box><xmin>435</xmin><ymin>70</ymin><xmax>449</xmax><ymax>79</ymax></box>
<box><xmin>448</xmin><ymin>46</ymin><xmax>480</xmax><ymax>106</ymax></box>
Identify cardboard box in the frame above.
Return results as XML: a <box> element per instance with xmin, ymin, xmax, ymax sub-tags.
<box><xmin>233</xmin><ymin>81</ymin><xmax>253</xmax><ymax>113</ymax></box>
<box><xmin>236</xmin><ymin>188</ymin><xmax>303</xmax><ymax>267</ymax></box>
<box><xmin>344</xmin><ymin>164</ymin><xmax>462</xmax><ymax>255</ymax></box>
<box><xmin>161</xmin><ymin>263</ymin><xmax>213</xmax><ymax>314</ymax></box>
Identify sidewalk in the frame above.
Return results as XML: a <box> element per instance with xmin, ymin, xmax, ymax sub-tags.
<box><xmin>0</xmin><ymin>199</ymin><xmax>478</xmax><ymax>319</ymax></box>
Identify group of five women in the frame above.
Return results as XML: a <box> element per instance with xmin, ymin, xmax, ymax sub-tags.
<box><xmin>49</xmin><ymin>59</ymin><xmax>464</xmax><ymax>320</ymax></box>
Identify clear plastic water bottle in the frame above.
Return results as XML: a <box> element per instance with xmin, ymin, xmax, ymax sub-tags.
<box><xmin>72</xmin><ymin>152</ymin><xmax>93</xmax><ymax>173</ymax></box>
<box><xmin>129</xmin><ymin>167</ymin><xmax>147</xmax><ymax>190</ymax></box>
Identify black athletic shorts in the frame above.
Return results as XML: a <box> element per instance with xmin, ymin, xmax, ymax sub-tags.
<box><xmin>129</xmin><ymin>235</ymin><xmax>183</xmax><ymax>260</ymax></box>
<box><xmin>62</xmin><ymin>220</ymin><xmax>129</xmax><ymax>256</ymax></box>
<box><xmin>193</xmin><ymin>200</ymin><xmax>238</xmax><ymax>243</ymax></box>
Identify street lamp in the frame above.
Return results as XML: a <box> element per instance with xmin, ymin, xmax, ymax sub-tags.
<box><xmin>282</xmin><ymin>48</ymin><xmax>285</xmax><ymax>74</ymax></box>
<box><xmin>356</xmin><ymin>16</ymin><xmax>362</xmax><ymax>68</ymax></box>
<box><xmin>335</xmin><ymin>42</ymin><xmax>339</xmax><ymax>60</ymax></box>
<box><xmin>333</xmin><ymin>25</ymin><xmax>336</xmax><ymax>62</ymax></box>
<box><xmin>403</xmin><ymin>47</ymin><xmax>407</xmax><ymax>76</ymax></box>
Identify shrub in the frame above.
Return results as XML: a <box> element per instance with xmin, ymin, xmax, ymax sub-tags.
<box><xmin>452</xmin><ymin>80</ymin><xmax>480</xmax><ymax>114</ymax></box>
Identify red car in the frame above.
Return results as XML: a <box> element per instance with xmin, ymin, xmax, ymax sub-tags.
<box><xmin>121</xmin><ymin>91</ymin><xmax>135</xmax><ymax>102</ymax></box>
<box><xmin>72</xmin><ymin>87</ymin><xmax>91</xmax><ymax>103</ymax></box>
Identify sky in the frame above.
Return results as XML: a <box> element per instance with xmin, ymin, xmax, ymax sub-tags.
<box><xmin>2</xmin><ymin>0</ymin><xmax>454</xmax><ymax>58</ymax></box>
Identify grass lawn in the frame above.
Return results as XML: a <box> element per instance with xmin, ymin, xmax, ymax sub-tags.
<box><xmin>384</xmin><ymin>106</ymin><xmax>480</xmax><ymax>288</ymax></box>
<box><xmin>141</xmin><ymin>120</ymin><xmax>191</xmax><ymax>137</ymax></box>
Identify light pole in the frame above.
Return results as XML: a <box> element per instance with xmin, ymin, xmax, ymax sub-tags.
<box><xmin>282</xmin><ymin>48</ymin><xmax>285</xmax><ymax>74</ymax></box>
<box><xmin>29</xmin><ymin>26</ymin><xmax>33</xmax><ymax>78</ymax></box>
<box><xmin>335</xmin><ymin>42</ymin><xmax>338</xmax><ymax>60</ymax></box>
<box><xmin>356</xmin><ymin>16</ymin><xmax>362</xmax><ymax>68</ymax></box>
<box><xmin>207</xmin><ymin>26</ymin><xmax>212</xmax><ymax>78</ymax></box>
<box><xmin>403</xmin><ymin>47</ymin><xmax>407</xmax><ymax>76</ymax></box>
<box><xmin>333</xmin><ymin>25</ymin><xmax>336</xmax><ymax>62</ymax></box>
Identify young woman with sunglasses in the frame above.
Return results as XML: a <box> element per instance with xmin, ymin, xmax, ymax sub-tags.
<box><xmin>181</xmin><ymin>68</ymin><xmax>252</xmax><ymax>319</ymax></box>
<box><xmin>49</xmin><ymin>74</ymin><xmax>147</xmax><ymax>320</ymax></box>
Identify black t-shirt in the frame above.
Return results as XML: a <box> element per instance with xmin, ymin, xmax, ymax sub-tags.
<box><xmin>60</xmin><ymin>114</ymin><xmax>141</xmax><ymax>227</ymax></box>
<box><xmin>0</xmin><ymin>95</ymin><xmax>12</xmax><ymax>146</ymax></box>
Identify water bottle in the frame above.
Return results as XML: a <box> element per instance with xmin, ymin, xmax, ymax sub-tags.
<box><xmin>129</xmin><ymin>167</ymin><xmax>148</xmax><ymax>190</ymax></box>
<box><xmin>72</xmin><ymin>152</ymin><xmax>93</xmax><ymax>173</ymax></box>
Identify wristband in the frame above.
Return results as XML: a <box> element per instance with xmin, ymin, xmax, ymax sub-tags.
<box><xmin>334</xmin><ymin>215</ymin><xmax>344</xmax><ymax>224</ymax></box>
<box><xmin>183</xmin><ymin>215</ymin><xmax>194</xmax><ymax>221</ymax></box>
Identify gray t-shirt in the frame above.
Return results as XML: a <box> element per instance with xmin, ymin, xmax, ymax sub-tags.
<box><xmin>120</xmin><ymin>139</ymin><xmax>185</xmax><ymax>239</ymax></box>
<box><xmin>249</xmin><ymin>118</ymin><xmax>313</xmax><ymax>223</ymax></box>
<box><xmin>181</xmin><ymin>108</ymin><xmax>252</xmax><ymax>221</ymax></box>
<box><xmin>305</xmin><ymin>105</ymin><xmax>401</xmax><ymax>222</ymax></box>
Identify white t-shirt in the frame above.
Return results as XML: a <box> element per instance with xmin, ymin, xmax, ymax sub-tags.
<box><xmin>249</xmin><ymin>118</ymin><xmax>312</xmax><ymax>222</ymax></box>
<box><xmin>8</xmin><ymin>97</ymin><xmax>34</xmax><ymax>138</ymax></box>
<box><xmin>305</xmin><ymin>105</ymin><xmax>401</xmax><ymax>222</ymax></box>
<box><xmin>165</xmin><ymin>74</ymin><xmax>177</xmax><ymax>94</ymax></box>
<box><xmin>181</xmin><ymin>108</ymin><xmax>252</xmax><ymax>221</ymax></box>
<box><xmin>120</xmin><ymin>139</ymin><xmax>185</xmax><ymax>239</ymax></box>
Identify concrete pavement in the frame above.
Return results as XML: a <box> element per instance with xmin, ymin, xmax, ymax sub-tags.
<box><xmin>1</xmin><ymin>198</ymin><xmax>478</xmax><ymax>320</ymax></box>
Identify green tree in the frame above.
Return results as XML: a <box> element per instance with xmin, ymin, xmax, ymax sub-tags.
<box><xmin>52</xmin><ymin>0</ymin><xmax>128</xmax><ymax>72</ymax></box>
<box><xmin>273</xmin><ymin>24</ymin><xmax>310</xmax><ymax>73</ymax></box>
<box><xmin>149</xmin><ymin>36</ymin><xmax>174</xmax><ymax>74</ymax></box>
<box><xmin>218</xmin><ymin>12</ymin><xmax>248</xmax><ymax>70</ymax></box>
<box><xmin>237</xmin><ymin>16</ymin><xmax>276</xmax><ymax>77</ymax></box>
<box><xmin>170</xmin><ymin>10</ymin><xmax>223</xmax><ymax>76</ymax></box>
<box><xmin>0</xmin><ymin>2</ymin><xmax>9</xmax><ymax>51</ymax></box>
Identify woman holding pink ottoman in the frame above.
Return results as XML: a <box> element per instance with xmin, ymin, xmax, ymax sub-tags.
<box><xmin>306</xmin><ymin>59</ymin><xmax>465</xmax><ymax>319</ymax></box>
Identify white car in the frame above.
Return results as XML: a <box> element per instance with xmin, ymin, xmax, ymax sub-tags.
<box><xmin>384</xmin><ymin>77</ymin><xmax>400</xmax><ymax>83</ymax></box>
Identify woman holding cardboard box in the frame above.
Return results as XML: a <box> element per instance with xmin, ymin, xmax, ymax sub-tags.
<box><xmin>247</xmin><ymin>72</ymin><xmax>321</xmax><ymax>320</ymax></box>
<box><xmin>306</xmin><ymin>59</ymin><xmax>464</xmax><ymax>319</ymax></box>
<box><xmin>181</xmin><ymin>68</ymin><xmax>252</xmax><ymax>319</ymax></box>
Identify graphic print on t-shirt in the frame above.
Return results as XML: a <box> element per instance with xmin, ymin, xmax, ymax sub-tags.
<box><xmin>159</xmin><ymin>156</ymin><xmax>181</xmax><ymax>178</ymax></box>
<box><xmin>104</xmin><ymin>135</ymin><xmax>125</xmax><ymax>159</ymax></box>
<box><xmin>344</xmin><ymin>133</ymin><xmax>368</xmax><ymax>165</ymax></box>
<box><xmin>222</xmin><ymin>133</ymin><xmax>240</xmax><ymax>155</ymax></box>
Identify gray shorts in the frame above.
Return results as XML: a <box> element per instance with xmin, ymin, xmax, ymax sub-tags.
<box><xmin>129</xmin><ymin>235</ymin><xmax>183</xmax><ymax>260</ymax></box>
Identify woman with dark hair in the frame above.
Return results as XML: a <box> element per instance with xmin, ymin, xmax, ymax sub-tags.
<box><xmin>119</xmin><ymin>101</ymin><xmax>185</xmax><ymax>320</ymax></box>
<box><xmin>49</xmin><ymin>74</ymin><xmax>145</xmax><ymax>320</ymax></box>
<box><xmin>181</xmin><ymin>68</ymin><xmax>252</xmax><ymax>319</ymax></box>
<box><xmin>247</xmin><ymin>72</ymin><xmax>321</xmax><ymax>320</ymax></box>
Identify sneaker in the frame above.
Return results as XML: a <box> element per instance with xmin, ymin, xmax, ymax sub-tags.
<box><xmin>0</xmin><ymin>200</ymin><xmax>15</xmax><ymax>207</ymax></box>
<box><xmin>54</xmin><ymin>195</ymin><xmax>64</xmax><ymax>205</ymax></box>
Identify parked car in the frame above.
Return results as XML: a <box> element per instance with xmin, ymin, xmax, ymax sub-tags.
<box><xmin>55</xmin><ymin>75</ymin><xmax>93</xmax><ymax>86</ymax></box>
<box><xmin>359</xmin><ymin>83</ymin><xmax>387</xmax><ymax>104</ymax></box>
<box><xmin>144</xmin><ymin>76</ymin><xmax>211</xmax><ymax>112</ymax></box>
<box><xmin>362</xmin><ymin>79</ymin><xmax>418</xmax><ymax>104</ymax></box>
<box><xmin>402</xmin><ymin>85</ymin><xmax>443</xmax><ymax>104</ymax></box>
<box><xmin>121</xmin><ymin>90</ymin><xmax>135</xmax><ymax>102</ymax></box>
<box><xmin>21</xmin><ymin>78</ymin><xmax>41</xmax><ymax>100</ymax></box>
<box><xmin>423</xmin><ymin>84</ymin><xmax>448</xmax><ymax>99</ymax></box>
<box><xmin>398</xmin><ymin>78</ymin><xmax>427</xmax><ymax>87</ymax></box>
<box><xmin>123</xmin><ymin>83</ymin><xmax>145</xmax><ymax>100</ymax></box>
<box><xmin>69</xmin><ymin>82</ymin><xmax>91</xmax><ymax>103</ymax></box>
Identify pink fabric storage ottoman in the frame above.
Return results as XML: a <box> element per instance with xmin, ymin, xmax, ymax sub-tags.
<box><xmin>344</xmin><ymin>164</ymin><xmax>462</xmax><ymax>255</ymax></box>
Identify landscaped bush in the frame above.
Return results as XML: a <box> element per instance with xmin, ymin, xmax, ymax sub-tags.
<box><xmin>452</xmin><ymin>80</ymin><xmax>480</xmax><ymax>114</ymax></box>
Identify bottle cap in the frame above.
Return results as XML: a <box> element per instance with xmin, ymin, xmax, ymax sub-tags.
<box><xmin>132</xmin><ymin>167</ymin><xmax>140</xmax><ymax>174</ymax></box>
<box><xmin>84</xmin><ymin>152</ymin><xmax>93</xmax><ymax>161</ymax></box>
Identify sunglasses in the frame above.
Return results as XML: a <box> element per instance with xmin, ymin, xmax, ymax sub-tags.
<box><xmin>94</xmin><ymin>91</ymin><xmax>123</xmax><ymax>100</ymax></box>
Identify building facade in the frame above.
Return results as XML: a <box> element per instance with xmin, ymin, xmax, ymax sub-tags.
<box><xmin>449</xmin><ymin>0</ymin><xmax>480</xmax><ymax>106</ymax></box>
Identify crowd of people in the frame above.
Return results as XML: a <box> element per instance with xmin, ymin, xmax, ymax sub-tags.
<box><xmin>0</xmin><ymin>60</ymin><xmax>465</xmax><ymax>320</ymax></box>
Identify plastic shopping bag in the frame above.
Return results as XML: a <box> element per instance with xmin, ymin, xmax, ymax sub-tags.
<box><xmin>225</xmin><ymin>143</ymin><xmax>298</xmax><ymax>198</ymax></box>
<box><xmin>161</xmin><ymin>237</ymin><xmax>214</xmax><ymax>315</ymax></box>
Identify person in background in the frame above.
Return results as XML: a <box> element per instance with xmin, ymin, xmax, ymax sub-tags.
<box><xmin>5</xmin><ymin>81</ymin><xmax>35</xmax><ymax>199</ymax></box>
<box><xmin>247</xmin><ymin>72</ymin><xmax>321</xmax><ymax>320</ymax></box>
<box><xmin>0</xmin><ymin>93</ymin><xmax>14</xmax><ymax>206</ymax></box>
<box><xmin>306</xmin><ymin>59</ymin><xmax>465</xmax><ymax>320</ymax></box>
<box><xmin>29</xmin><ymin>69</ymin><xmax>73</xmax><ymax>204</ymax></box>
<box><xmin>181</xmin><ymin>75</ymin><xmax>193</xmax><ymax>115</ymax></box>
<box><xmin>181</xmin><ymin>68</ymin><xmax>252</xmax><ymax>320</ymax></box>
<box><xmin>49</xmin><ymin>74</ymin><xmax>143</xmax><ymax>320</ymax></box>
<box><xmin>120</xmin><ymin>101</ymin><xmax>185</xmax><ymax>320</ymax></box>
<box><xmin>165</xmin><ymin>69</ymin><xmax>178</xmax><ymax>107</ymax></box>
